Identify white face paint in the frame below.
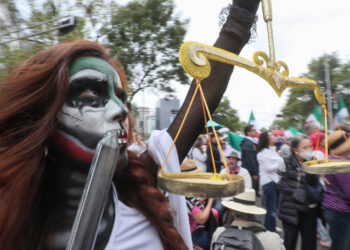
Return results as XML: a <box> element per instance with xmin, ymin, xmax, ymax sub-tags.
<box><xmin>57</xmin><ymin>66</ymin><xmax>128</xmax><ymax>150</ymax></box>
<box><xmin>59</xmin><ymin>99</ymin><xmax>124</xmax><ymax>136</ymax></box>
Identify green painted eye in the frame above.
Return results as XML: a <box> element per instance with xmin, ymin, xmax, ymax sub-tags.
<box><xmin>70</xmin><ymin>56</ymin><xmax>128</xmax><ymax>113</ymax></box>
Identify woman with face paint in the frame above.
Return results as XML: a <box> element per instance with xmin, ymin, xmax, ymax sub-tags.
<box><xmin>278</xmin><ymin>134</ymin><xmax>322</xmax><ymax>250</ymax></box>
<box><xmin>0</xmin><ymin>1</ymin><xmax>261</xmax><ymax>249</ymax></box>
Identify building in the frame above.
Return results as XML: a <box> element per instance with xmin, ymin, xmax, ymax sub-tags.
<box><xmin>156</xmin><ymin>98</ymin><xmax>180</xmax><ymax>130</ymax></box>
<box><xmin>134</xmin><ymin>107</ymin><xmax>156</xmax><ymax>138</ymax></box>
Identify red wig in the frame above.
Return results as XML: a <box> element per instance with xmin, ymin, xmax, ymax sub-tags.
<box><xmin>0</xmin><ymin>40</ymin><xmax>186</xmax><ymax>249</ymax></box>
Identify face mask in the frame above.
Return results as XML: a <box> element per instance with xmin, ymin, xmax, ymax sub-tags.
<box><xmin>298</xmin><ymin>150</ymin><xmax>314</xmax><ymax>161</ymax></box>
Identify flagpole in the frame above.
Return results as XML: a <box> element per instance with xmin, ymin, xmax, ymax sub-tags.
<box><xmin>324</xmin><ymin>56</ymin><xmax>333</xmax><ymax>118</ymax></box>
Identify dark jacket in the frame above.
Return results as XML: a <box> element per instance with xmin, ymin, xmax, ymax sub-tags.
<box><xmin>206</xmin><ymin>142</ymin><xmax>222</xmax><ymax>173</ymax></box>
<box><xmin>278</xmin><ymin>154</ymin><xmax>321</xmax><ymax>226</ymax></box>
<box><xmin>240</xmin><ymin>138</ymin><xmax>259</xmax><ymax>176</ymax></box>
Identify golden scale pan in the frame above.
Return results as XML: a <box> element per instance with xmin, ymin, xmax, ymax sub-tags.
<box><xmin>158</xmin><ymin>0</ymin><xmax>350</xmax><ymax>198</ymax></box>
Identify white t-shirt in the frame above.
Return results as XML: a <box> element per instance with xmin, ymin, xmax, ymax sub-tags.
<box><xmin>257</xmin><ymin>146</ymin><xmax>285</xmax><ymax>187</ymax></box>
<box><xmin>104</xmin><ymin>186</ymin><xmax>163</xmax><ymax>250</ymax></box>
<box><xmin>192</xmin><ymin>147</ymin><xmax>207</xmax><ymax>172</ymax></box>
<box><xmin>105</xmin><ymin>130</ymin><xmax>192</xmax><ymax>249</ymax></box>
<box><xmin>220</xmin><ymin>166</ymin><xmax>252</xmax><ymax>189</ymax></box>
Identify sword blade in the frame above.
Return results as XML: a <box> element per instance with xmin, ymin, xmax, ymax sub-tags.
<box><xmin>66</xmin><ymin>132</ymin><xmax>120</xmax><ymax>250</ymax></box>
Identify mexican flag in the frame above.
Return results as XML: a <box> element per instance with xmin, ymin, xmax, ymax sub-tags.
<box><xmin>284</xmin><ymin>127</ymin><xmax>299</xmax><ymax>139</ymax></box>
<box><xmin>227</xmin><ymin>132</ymin><xmax>243</xmax><ymax>152</ymax></box>
<box><xmin>305</xmin><ymin>106</ymin><xmax>323</xmax><ymax>128</ymax></box>
<box><xmin>248</xmin><ymin>110</ymin><xmax>259</xmax><ymax>132</ymax></box>
<box><xmin>334</xmin><ymin>91</ymin><xmax>349</xmax><ymax>124</ymax></box>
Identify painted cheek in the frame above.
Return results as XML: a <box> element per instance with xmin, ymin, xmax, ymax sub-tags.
<box><xmin>104</xmin><ymin>99</ymin><xmax>127</xmax><ymax>122</ymax></box>
<box><xmin>81</xmin><ymin>108</ymin><xmax>106</xmax><ymax>134</ymax></box>
<box><xmin>58</xmin><ymin>105</ymin><xmax>83</xmax><ymax>129</ymax></box>
<box><xmin>79</xmin><ymin>106</ymin><xmax>125</xmax><ymax>135</ymax></box>
<box><xmin>59</xmin><ymin>105</ymin><xmax>106</xmax><ymax>135</ymax></box>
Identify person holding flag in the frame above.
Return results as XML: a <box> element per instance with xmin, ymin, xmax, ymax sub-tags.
<box><xmin>248</xmin><ymin>110</ymin><xmax>260</xmax><ymax>140</ymax></box>
<box><xmin>240</xmin><ymin>124</ymin><xmax>260</xmax><ymax>196</ymax></box>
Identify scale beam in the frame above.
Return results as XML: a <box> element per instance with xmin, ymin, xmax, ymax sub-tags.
<box><xmin>179</xmin><ymin>41</ymin><xmax>326</xmax><ymax>105</ymax></box>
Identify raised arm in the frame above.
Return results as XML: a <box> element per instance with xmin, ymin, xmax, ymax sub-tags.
<box><xmin>168</xmin><ymin>0</ymin><xmax>261</xmax><ymax>161</ymax></box>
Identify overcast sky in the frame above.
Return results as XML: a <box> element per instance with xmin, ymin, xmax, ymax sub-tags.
<box><xmin>133</xmin><ymin>0</ymin><xmax>350</xmax><ymax>129</ymax></box>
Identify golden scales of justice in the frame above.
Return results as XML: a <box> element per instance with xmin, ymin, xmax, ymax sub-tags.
<box><xmin>158</xmin><ymin>0</ymin><xmax>350</xmax><ymax>198</ymax></box>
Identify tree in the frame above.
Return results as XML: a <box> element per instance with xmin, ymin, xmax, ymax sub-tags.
<box><xmin>271</xmin><ymin>52</ymin><xmax>350</xmax><ymax>129</ymax></box>
<box><xmin>0</xmin><ymin>0</ymin><xmax>87</xmax><ymax>78</ymax></box>
<box><xmin>101</xmin><ymin>0</ymin><xmax>189</xmax><ymax>103</ymax></box>
<box><xmin>212</xmin><ymin>96</ymin><xmax>242</xmax><ymax>132</ymax></box>
<box><xmin>1</xmin><ymin>0</ymin><xmax>190</xmax><ymax>105</ymax></box>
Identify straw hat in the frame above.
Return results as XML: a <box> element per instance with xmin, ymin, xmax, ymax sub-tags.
<box><xmin>180</xmin><ymin>160</ymin><xmax>203</xmax><ymax>173</ymax></box>
<box><xmin>221</xmin><ymin>189</ymin><xmax>266</xmax><ymax>215</ymax></box>
<box><xmin>227</xmin><ymin>151</ymin><xmax>240</xmax><ymax>160</ymax></box>
<box><xmin>328</xmin><ymin>130</ymin><xmax>350</xmax><ymax>155</ymax></box>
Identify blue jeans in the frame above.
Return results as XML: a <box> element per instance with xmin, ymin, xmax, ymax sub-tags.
<box><xmin>324</xmin><ymin>209</ymin><xmax>350</xmax><ymax>250</ymax></box>
<box><xmin>192</xmin><ymin>228</ymin><xmax>211</xmax><ymax>250</ymax></box>
<box><xmin>262</xmin><ymin>181</ymin><xmax>278</xmax><ymax>232</ymax></box>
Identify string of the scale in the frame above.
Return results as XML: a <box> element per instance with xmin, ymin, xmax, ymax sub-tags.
<box><xmin>158</xmin><ymin>78</ymin><xmax>233</xmax><ymax>181</ymax></box>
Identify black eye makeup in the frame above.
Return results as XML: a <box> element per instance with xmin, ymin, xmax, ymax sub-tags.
<box><xmin>115</xmin><ymin>86</ymin><xmax>127</xmax><ymax>104</ymax></box>
<box><xmin>67</xmin><ymin>77</ymin><xmax>109</xmax><ymax>108</ymax></box>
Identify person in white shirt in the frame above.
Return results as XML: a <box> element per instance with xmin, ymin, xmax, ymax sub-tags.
<box><xmin>214</xmin><ymin>151</ymin><xmax>251</xmax><ymax>225</ymax></box>
<box><xmin>191</xmin><ymin>138</ymin><xmax>207</xmax><ymax>172</ymax></box>
<box><xmin>220</xmin><ymin>151</ymin><xmax>252</xmax><ymax>190</ymax></box>
<box><xmin>257</xmin><ymin>131</ymin><xmax>285</xmax><ymax>232</ymax></box>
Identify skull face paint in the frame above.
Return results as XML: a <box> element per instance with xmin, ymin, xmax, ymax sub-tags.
<box><xmin>57</xmin><ymin>57</ymin><xmax>129</xmax><ymax>151</ymax></box>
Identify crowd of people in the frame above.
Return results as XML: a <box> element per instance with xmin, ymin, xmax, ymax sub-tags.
<box><xmin>184</xmin><ymin>123</ymin><xmax>350</xmax><ymax>250</ymax></box>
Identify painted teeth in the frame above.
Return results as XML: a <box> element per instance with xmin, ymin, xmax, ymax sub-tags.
<box><xmin>115</xmin><ymin>130</ymin><xmax>125</xmax><ymax>137</ymax></box>
<box><xmin>117</xmin><ymin>138</ymin><xmax>127</xmax><ymax>144</ymax></box>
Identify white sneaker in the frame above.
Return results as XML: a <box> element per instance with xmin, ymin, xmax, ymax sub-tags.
<box><xmin>276</xmin><ymin>227</ymin><xmax>283</xmax><ymax>233</ymax></box>
<box><xmin>320</xmin><ymin>239</ymin><xmax>332</xmax><ymax>248</ymax></box>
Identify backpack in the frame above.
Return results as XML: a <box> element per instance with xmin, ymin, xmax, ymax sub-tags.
<box><xmin>211</xmin><ymin>224</ymin><xmax>265</xmax><ymax>250</ymax></box>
